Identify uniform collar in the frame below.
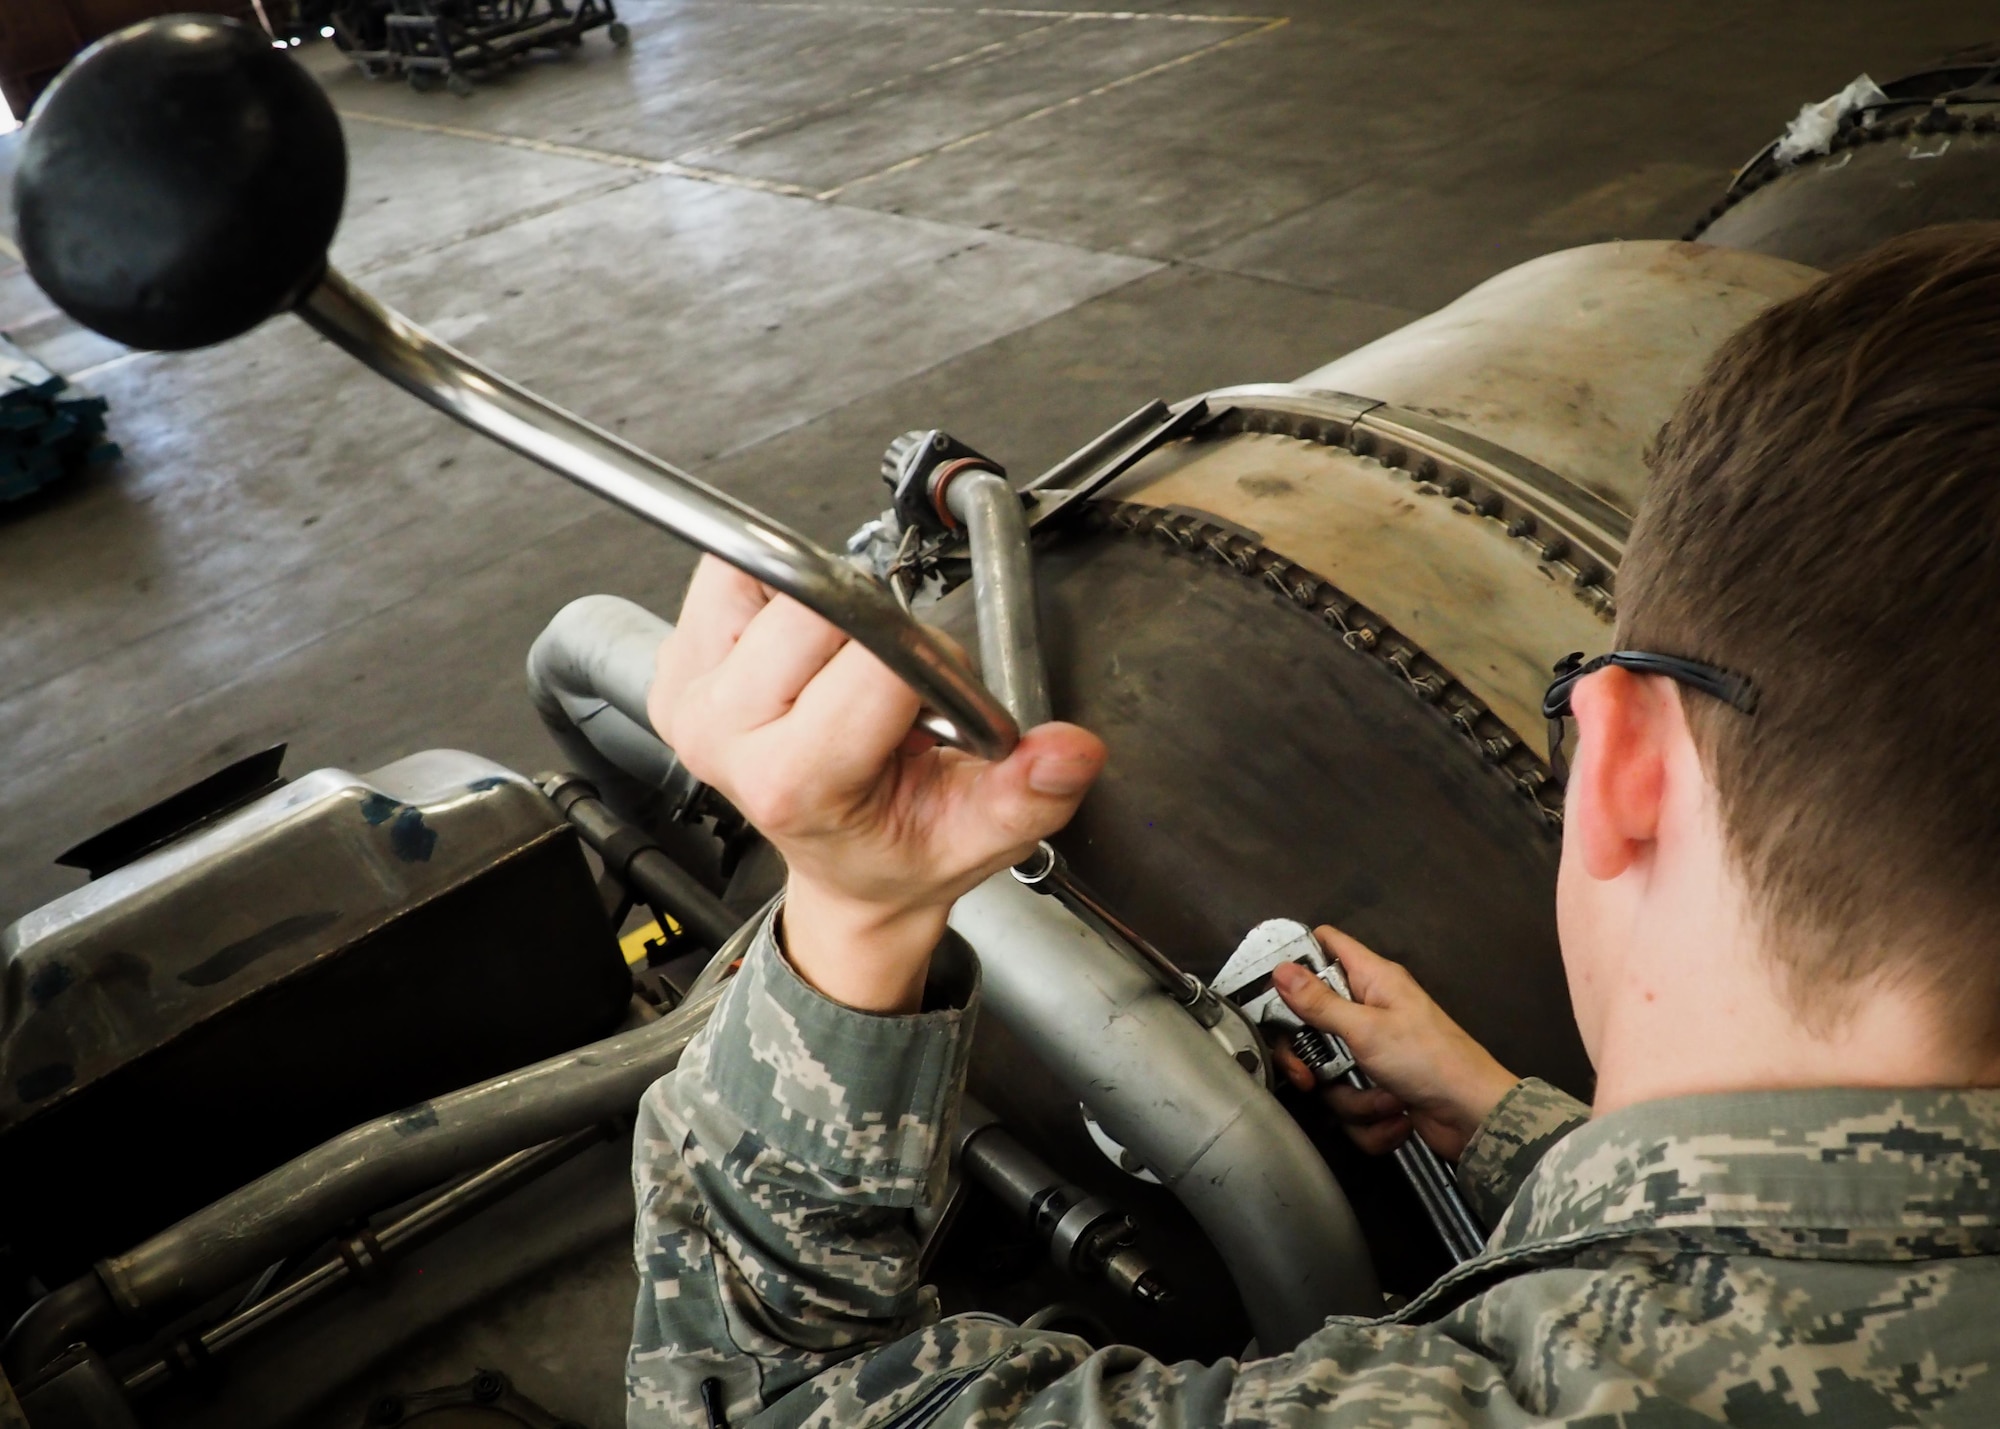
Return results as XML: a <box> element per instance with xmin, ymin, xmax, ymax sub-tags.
<box><xmin>1492</xmin><ymin>1086</ymin><xmax>2000</xmax><ymax>1260</ymax></box>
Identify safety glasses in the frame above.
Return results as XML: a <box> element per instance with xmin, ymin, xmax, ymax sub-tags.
<box><xmin>1541</xmin><ymin>650</ymin><xmax>1758</xmax><ymax>781</ymax></box>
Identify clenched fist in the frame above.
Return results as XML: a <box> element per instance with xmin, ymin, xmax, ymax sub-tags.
<box><xmin>648</xmin><ymin>557</ymin><xmax>1107</xmax><ymax>1013</ymax></box>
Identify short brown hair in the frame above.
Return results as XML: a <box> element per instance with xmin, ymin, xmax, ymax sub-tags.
<box><xmin>1620</xmin><ymin>224</ymin><xmax>2000</xmax><ymax>1039</ymax></box>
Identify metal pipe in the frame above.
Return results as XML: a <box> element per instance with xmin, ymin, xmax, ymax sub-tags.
<box><xmin>940</xmin><ymin>468</ymin><xmax>1050</xmax><ymax>730</ymax></box>
<box><xmin>542</xmin><ymin>772</ymin><xmax>745</xmax><ymax>954</ymax></box>
<box><xmin>2</xmin><ymin>966</ymin><xmax>741</xmax><ymax>1384</ymax></box>
<box><xmin>122</xmin><ymin>1129</ymin><xmax>607</xmax><ymax>1396</ymax></box>
<box><xmin>957</xmin><ymin>1106</ymin><xmax>1171</xmax><ymax>1306</ymax></box>
<box><xmin>296</xmin><ymin>270</ymin><xmax>1017</xmax><ymax>762</ymax></box>
<box><xmin>949</xmin><ymin>874</ymin><xmax>1380</xmax><ymax>1351</ymax></box>
<box><xmin>2</xmin><ymin>1276</ymin><xmax>114</xmax><ymax>1392</ymax></box>
<box><xmin>526</xmin><ymin>595</ymin><xmax>694</xmax><ymax>807</ymax></box>
<box><xmin>99</xmin><ymin>981</ymin><xmax>724</xmax><ymax>1319</ymax></box>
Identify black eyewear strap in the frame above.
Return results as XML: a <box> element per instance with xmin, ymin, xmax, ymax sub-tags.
<box><xmin>1541</xmin><ymin>650</ymin><xmax>1758</xmax><ymax>783</ymax></box>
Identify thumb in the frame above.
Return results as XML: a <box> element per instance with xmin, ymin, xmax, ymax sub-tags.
<box><xmin>1313</xmin><ymin>926</ymin><xmax>1406</xmax><ymax>1007</ymax></box>
<box><xmin>1273</xmin><ymin>962</ymin><xmax>1375</xmax><ymax>1049</ymax></box>
<box><xmin>948</xmin><ymin>722</ymin><xmax>1107</xmax><ymax>857</ymax></box>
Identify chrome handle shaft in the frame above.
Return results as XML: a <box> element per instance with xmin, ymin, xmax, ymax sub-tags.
<box><xmin>297</xmin><ymin>268</ymin><xmax>1019</xmax><ymax>761</ymax></box>
<box><xmin>943</xmin><ymin>466</ymin><xmax>1051</xmax><ymax>730</ymax></box>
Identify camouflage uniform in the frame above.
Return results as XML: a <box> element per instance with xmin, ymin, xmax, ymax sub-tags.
<box><xmin>629</xmin><ymin>911</ymin><xmax>2000</xmax><ymax>1426</ymax></box>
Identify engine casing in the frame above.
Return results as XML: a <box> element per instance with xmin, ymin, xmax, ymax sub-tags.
<box><xmin>0</xmin><ymin>751</ymin><xmax>629</xmax><ymax>1281</ymax></box>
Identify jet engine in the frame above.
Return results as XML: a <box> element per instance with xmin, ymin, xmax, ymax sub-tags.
<box><xmin>0</xmin><ymin>20</ymin><xmax>1991</xmax><ymax>1428</ymax></box>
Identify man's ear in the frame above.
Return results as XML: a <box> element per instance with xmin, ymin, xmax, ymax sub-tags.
<box><xmin>1566</xmin><ymin>667</ymin><xmax>1673</xmax><ymax>882</ymax></box>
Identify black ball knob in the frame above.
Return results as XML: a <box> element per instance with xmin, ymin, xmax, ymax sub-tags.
<box><xmin>13</xmin><ymin>16</ymin><xmax>347</xmax><ymax>352</ymax></box>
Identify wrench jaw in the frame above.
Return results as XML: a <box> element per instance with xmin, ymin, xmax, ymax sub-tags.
<box><xmin>1214</xmin><ymin>918</ymin><xmax>1490</xmax><ymax>1264</ymax></box>
<box><xmin>1210</xmin><ymin>919</ymin><xmax>1358</xmax><ymax>1084</ymax></box>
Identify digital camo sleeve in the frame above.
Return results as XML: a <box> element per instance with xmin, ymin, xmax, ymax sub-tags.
<box><xmin>1453</xmin><ymin>1077</ymin><xmax>1591</xmax><ymax>1230</ymax></box>
<box><xmin>627</xmin><ymin>909</ymin><xmax>1549</xmax><ymax>1429</ymax></box>
<box><xmin>625</xmin><ymin>906</ymin><xmax>980</xmax><ymax>1425</ymax></box>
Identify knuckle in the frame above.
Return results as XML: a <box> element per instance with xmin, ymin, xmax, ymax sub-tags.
<box><xmin>670</xmin><ymin>723</ymin><xmax>718</xmax><ymax>783</ymax></box>
<box><xmin>740</xmin><ymin>777</ymin><xmax>801</xmax><ymax>833</ymax></box>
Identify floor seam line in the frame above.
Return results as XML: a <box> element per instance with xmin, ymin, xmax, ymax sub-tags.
<box><xmin>334</xmin><ymin>107</ymin><xmax>1267</xmax><ymax>273</ymax></box>
<box><xmin>346</xmin><ymin>172</ymin><xmax>650</xmax><ymax>279</ymax></box>
<box><xmin>1165</xmin><ymin>30</ymin><xmax>1714</xmax><ymax>277</ymax></box>
<box><xmin>670</xmin><ymin>15</ymin><xmax>1082</xmax><ymax>164</ymax></box>
<box><xmin>816</xmin><ymin>16</ymin><xmax>1291</xmax><ymax>199</ymax></box>
<box><xmin>341</xmin><ymin>10</ymin><xmax>1285</xmax><ymax>200</ymax></box>
<box><xmin>0</xmin><ymin>483</ymin><xmax>583</xmax><ymax>711</ymax></box>
<box><xmin>1172</xmin><ymin>172</ymin><xmax>1386</xmax><ymax>268</ymax></box>
<box><xmin>337</xmin><ymin>110</ymin><xmax>819</xmax><ymax>197</ymax></box>
<box><xmin>57</xmin><ymin>174</ymin><xmax>653</xmax><ymax>396</ymax></box>
<box><xmin>1167</xmin><ymin>255</ymin><xmax>1428</xmax><ymax>316</ymax></box>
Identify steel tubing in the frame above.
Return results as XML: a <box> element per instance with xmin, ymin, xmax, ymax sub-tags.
<box><xmin>525</xmin><ymin>594</ymin><xmax>688</xmax><ymax>801</ymax></box>
<box><xmin>545</xmin><ymin>773</ymin><xmax>745</xmax><ymax>954</ymax></box>
<box><xmin>122</xmin><ymin>1129</ymin><xmax>607</xmax><ymax>1396</ymax></box>
<box><xmin>298</xmin><ymin>270</ymin><xmax>1017</xmax><ymax>762</ymax></box>
<box><xmin>101</xmin><ymin>981</ymin><xmax>725</xmax><ymax>1317</ymax></box>
<box><xmin>941</xmin><ymin>468</ymin><xmax>1051</xmax><ymax>730</ymax></box>
<box><xmin>3</xmin><ymin>973</ymin><xmax>737</xmax><ymax>1383</ymax></box>
<box><xmin>949</xmin><ymin>873</ymin><xmax>1380</xmax><ymax>1350</ymax></box>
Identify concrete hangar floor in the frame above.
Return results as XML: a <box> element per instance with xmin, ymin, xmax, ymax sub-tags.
<box><xmin>0</xmin><ymin>0</ymin><xmax>1987</xmax><ymax>930</ymax></box>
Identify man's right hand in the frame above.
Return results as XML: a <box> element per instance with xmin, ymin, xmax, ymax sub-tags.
<box><xmin>1271</xmin><ymin>928</ymin><xmax>1521</xmax><ymax>1161</ymax></box>
<box><xmin>647</xmin><ymin>556</ymin><xmax>1107</xmax><ymax>1014</ymax></box>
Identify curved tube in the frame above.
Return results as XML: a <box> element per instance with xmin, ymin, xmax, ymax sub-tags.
<box><xmin>101</xmin><ymin>982</ymin><xmax>724</xmax><ymax>1315</ymax></box>
<box><xmin>526</xmin><ymin>595</ymin><xmax>694</xmax><ymax>805</ymax></box>
<box><xmin>298</xmin><ymin>270</ymin><xmax>1017</xmax><ymax>762</ymax></box>
<box><xmin>949</xmin><ymin>874</ymin><xmax>1380</xmax><ymax>1351</ymax></box>
<box><xmin>2</xmin><ymin>1274</ymin><xmax>113</xmax><ymax>1391</ymax></box>
<box><xmin>2</xmin><ymin>971</ymin><xmax>740</xmax><ymax>1383</ymax></box>
<box><xmin>121</xmin><ymin>1129</ymin><xmax>608</xmax><ymax>1397</ymax></box>
<box><xmin>942</xmin><ymin>468</ymin><xmax>1051</xmax><ymax>729</ymax></box>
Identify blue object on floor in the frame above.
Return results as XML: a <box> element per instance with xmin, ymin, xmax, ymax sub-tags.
<box><xmin>0</xmin><ymin>336</ymin><xmax>118</xmax><ymax>503</ymax></box>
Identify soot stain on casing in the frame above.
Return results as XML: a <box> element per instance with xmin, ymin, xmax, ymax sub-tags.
<box><xmin>178</xmin><ymin>909</ymin><xmax>344</xmax><ymax>987</ymax></box>
<box><xmin>26</xmin><ymin>961</ymin><xmax>74</xmax><ymax>1007</ymax></box>
<box><xmin>389</xmin><ymin>806</ymin><xmax>437</xmax><ymax>862</ymax></box>
<box><xmin>358</xmin><ymin>793</ymin><xmax>438</xmax><ymax>861</ymax></box>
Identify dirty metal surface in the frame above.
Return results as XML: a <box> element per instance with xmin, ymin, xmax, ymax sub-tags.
<box><xmin>1296</xmin><ymin>241</ymin><xmax>1821</xmax><ymax>519</ymax></box>
<box><xmin>1102</xmin><ymin>429</ymin><xmax>1610</xmax><ymax>762</ymax></box>
<box><xmin>1694</xmin><ymin>109</ymin><xmax>2000</xmax><ymax>268</ymax></box>
<box><xmin>934</xmin><ymin>521</ymin><xmax>1588</xmax><ymax>1310</ymax></box>
<box><xmin>939</xmin><ymin>522</ymin><xmax>1587</xmax><ymax>1082</ymax></box>
<box><xmin>0</xmin><ymin>750</ymin><xmax>628</xmax><ymax>1279</ymax></box>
